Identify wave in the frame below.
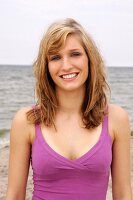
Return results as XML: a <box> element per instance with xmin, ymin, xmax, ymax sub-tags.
<box><xmin>0</xmin><ymin>129</ymin><xmax>10</xmax><ymax>148</ymax></box>
<box><xmin>0</xmin><ymin>128</ymin><xmax>9</xmax><ymax>135</ymax></box>
<box><xmin>0</xmin><ymin>139</ymin><xmax>9</xmax><ymax>149</ymax></box>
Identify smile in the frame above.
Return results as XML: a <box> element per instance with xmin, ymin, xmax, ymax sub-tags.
<box><xmin>60</xmin><ymin>73</ymin><xmax>79</xmax><ymax>79</ymax></box>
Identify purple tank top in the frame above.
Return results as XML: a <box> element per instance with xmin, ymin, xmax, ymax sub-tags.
<box><xmin>31</xmin><ymin>115</ymin><xmax>112</xmax><ymax>200</ymax></box>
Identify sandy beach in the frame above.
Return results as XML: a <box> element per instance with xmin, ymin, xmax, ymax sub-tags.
<box><xmin>0</xmin><ymin>137</ymin><xmax>133</xmax><ymax>200</ymax></box>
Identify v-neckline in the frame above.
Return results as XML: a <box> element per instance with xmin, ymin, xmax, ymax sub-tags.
<box><xmin>37</xmin><ymin>118</ymin><xmax>105</xmax><ymax>164</ymax></box>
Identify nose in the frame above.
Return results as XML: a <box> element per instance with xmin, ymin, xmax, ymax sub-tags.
<box><xmin>61</xmin><ymin>57</ymin><xmax>72</xmax><ymax>71</ymax></box>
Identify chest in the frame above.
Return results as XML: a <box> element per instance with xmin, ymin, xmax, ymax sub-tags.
<box><xmin>40</xmin><ymin>122</ymin><xmax>102</xmax><ymax>161</ymax></box>
<box><xmin>31</xmin><ymin>121</ymin><xmax>112</xmax><ymax>198</ymax></box>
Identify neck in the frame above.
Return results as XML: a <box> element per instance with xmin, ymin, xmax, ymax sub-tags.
<box><xmin>56</xmin><ymin>86</ymin><xmax>85</xmax><ymax>115</ymax></box>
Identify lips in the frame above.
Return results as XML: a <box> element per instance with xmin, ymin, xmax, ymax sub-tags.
<box><xmin>60</xmin><ymin>72</ymin><xmax>79</xmax><ymax>79</ymax></box>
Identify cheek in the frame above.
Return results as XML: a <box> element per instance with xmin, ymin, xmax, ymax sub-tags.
<box><xmin>84</xmin><ymin>68</ymin><xmax>89</xmax><ymax>81</ymax></box>
<box><xmin>48</xmin><ymin>63</ymin><xmax>52</xmax><ymax>73</ymax></box>
<box><xmin>48</xmin><ymin>63</ymin><xmax>60</xmax><ymax>76</ymax></box>
<box><xmin>48</xmin><ymin>64</ymin><xmax>59</xmax><ymax>84</ymax></box>
<box><xmin>82</xmin><ymin>58</ymin><xmax>89</xmax><ymax>74</ymax></box>
<box><xmin>48</xmin><ymin>64</ymin><xmax>55</xmax><ymax>78</ymax></box>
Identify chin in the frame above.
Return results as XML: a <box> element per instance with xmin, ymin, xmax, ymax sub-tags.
<box><xmin>58</xmin><ymin>83</ymin><xmax>85</xmax><ymax>92</ymax></box>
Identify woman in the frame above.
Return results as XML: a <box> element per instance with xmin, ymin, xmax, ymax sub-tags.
<box><xmin>6</xmin><ymin>18</ymin><xmax>132</xmax><ymax>199</ymax></box>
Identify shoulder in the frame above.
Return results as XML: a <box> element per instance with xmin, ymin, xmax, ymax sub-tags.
<box><xmin>11</xmin><ymin>106</ymin><xmax>34</xmax><ymax>144</ymax></box>
<box><xmin>108</xmin><ymin>103</ymin><xmax>129</xmax><ymax>120</ymax></box>
<box><xmin>12</xmin><ymin>106</ymin><xmax>32</xmax><ymax>125</ymax></box>
<box><xmin>108</xmin><ymin>104</ymin><xmax>131</xmax><ymax>141</ymax></box>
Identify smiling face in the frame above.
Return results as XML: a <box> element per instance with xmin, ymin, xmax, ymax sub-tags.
<box><xmin>48</xmin><ymin>34</ymin><xmax>89</xmax><ymax>93</ymax></box>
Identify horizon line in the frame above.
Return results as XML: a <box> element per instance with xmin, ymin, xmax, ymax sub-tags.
<box><xmin>0</xmin><ymin>64</ymin><xmax>133</xmax><ymax>68</ymax></box>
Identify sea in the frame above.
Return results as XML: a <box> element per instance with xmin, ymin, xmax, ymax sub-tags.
<box><xmin>0</xmin><ymin>65</ymin><xmax>133</xmax><ymax>146</ymax></box>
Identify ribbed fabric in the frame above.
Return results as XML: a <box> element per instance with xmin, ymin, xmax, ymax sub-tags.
<box><xmin>31</xmin><ymin>115</ymin><xmax>112</xmax><ymax>200</ymax></box>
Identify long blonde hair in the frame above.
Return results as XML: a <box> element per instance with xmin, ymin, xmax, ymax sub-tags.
<box><xmin>27</xmin><ymin>18</ymin><xmax>110</xmax><ymax>129</ymax></box>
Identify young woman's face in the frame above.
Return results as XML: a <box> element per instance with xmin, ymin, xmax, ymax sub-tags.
<box><xmin>48</xmin><ymin>34</ymin><xmax>89</xmax><ymax>92</ymax></box>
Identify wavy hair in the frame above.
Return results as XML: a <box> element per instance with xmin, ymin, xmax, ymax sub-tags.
<box><xmin>27</xmin><ymin>18</ymin><xmax>110</xmax><ymax>129</ymax></box>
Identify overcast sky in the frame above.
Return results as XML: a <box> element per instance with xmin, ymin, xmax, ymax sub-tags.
<box><xmin>0</xmin><ymin>0</ymin><xmax>133</xmax><ymax>66</ymax></box>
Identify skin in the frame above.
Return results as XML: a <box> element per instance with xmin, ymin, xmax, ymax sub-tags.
<box><xmin>6</xmin><ymin>34</ymin><xmax>133</xmax><ymax>199</ymax></box>
<box><xmin>48</xmin><ymin>34</ymin><xmax>88</xmax><ymax>94</ymax></box>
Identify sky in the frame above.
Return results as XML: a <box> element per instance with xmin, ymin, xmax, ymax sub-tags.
<box><xmin>0</xmin><ymin>0</ymin><xmax>133</xmax><ymax>67</ymax></box>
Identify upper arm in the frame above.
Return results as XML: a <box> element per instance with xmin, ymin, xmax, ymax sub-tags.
<box><xmin>109</xmin><ymin>104</ymin><xmax>132</xmax><ymax>199</ymax></box>
<box><xmin>6</xmin><ymin>107</ymin><xmax>34</xmax><ymax>199</ymax></box>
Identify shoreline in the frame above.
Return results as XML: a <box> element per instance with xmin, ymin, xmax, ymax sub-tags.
<box><xmin>0</xmin><ymin>137</ymin><xmax>133</xmax><ymax>199</ymax></box>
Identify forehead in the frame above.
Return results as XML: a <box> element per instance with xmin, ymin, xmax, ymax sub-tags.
<box><xmin>62</xmin><ymin>34</ymin><xmax>83</xmax><ymax>50</ymax></box>
<box><xmin>47</xmin><ymin>33</ymin><xmax>84</xmax><ymax>56</ymax></box>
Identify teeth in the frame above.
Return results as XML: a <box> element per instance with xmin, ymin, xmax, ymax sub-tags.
<box><xmin>62</xmin><ymin>73</ymin><xmax>78</xmax><ymax>79</ymax></box>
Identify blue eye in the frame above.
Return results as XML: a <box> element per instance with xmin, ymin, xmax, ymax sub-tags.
<box><xmin>50</xmin><ymin>55</ymin><xmax>61</xmax><ymax>61</ymax></box>
<box><xmin>71</xmin><ymin>52</ymin><xmax>81</xmax><ymax>57</ymax></box>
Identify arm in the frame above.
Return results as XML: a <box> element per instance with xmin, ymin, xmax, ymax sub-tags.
<box><xmin>109</xmin><ymin>104</ymin><xmax>133</xmax><ymax>199</ymax></box>
<box><xmin>6</xmin><ymin>107</ymin><xmax>34</xmax><ymax>200</ymax></box>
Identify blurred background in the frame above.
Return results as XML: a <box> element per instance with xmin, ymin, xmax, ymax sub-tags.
<box><xmin>0</xmin><ymin>0</ymin><xmax>133</xmax><ymax>199</ymax></box>
<box><xmin>0</xmin><ymin>0</ymin><xmax>133</xmax><ymax>144</ymax></box>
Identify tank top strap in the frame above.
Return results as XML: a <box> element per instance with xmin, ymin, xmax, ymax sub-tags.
<box><xmin>101</xmin><ymin>112</ymin><xmax>110</xmax><ymax>140</ymax></box>
<box><xmin>34</xmin><ymin>123</ymin><xmax>42</xmax><ymax>140</ymax></box>
<box><xmin>31</xmin><ymin>104</ymin><xmax>42</xmax><ymax>140</ymax></box>
<box><xmin>103</xmin><ymin>114</ymin><xmax>108</xmax><ymax>131</ymax></box>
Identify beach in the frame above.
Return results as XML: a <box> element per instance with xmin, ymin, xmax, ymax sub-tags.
<box><xmin>0</xmin><ymin>137</ymin><xmax>133</xmax><ymax>200</ymax></box>
<box><xmin>0</xmin><ymin>66</ymin><xmax>133</xmax><ymax>199</ymax></box>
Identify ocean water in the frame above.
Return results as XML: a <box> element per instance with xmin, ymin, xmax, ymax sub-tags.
<box><xmin>0</xmin><ymin>65</ymin><xmax>133</xmax><ymax>145</ymax></box>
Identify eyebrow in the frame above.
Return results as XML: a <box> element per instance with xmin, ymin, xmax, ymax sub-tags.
<box><xmin>68</xmin><ymin>48</ymin><xmax>81</xmax><ymax>52</ymax></box>
<box><xmin>48</xmin><ymin>48</ymin><xmax>82</xmax><ymax>57</ymax></box>
<box><xmin>59</xmin><ymin>48</ymin><xmax>82</xmax><ymax>54</ymax></box>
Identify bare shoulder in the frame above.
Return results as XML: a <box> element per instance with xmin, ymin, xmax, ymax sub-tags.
<box><xmin>12</xmin><ymin>106</ymin><xmax>32</xmax><ymax>126</ymax></box>
<box><xmin>108</xmin><ymin>103</ymin><xmax>129</xmax><ymax>121</ymax></box>
<box><xmin>108</xmin><ymin>104</ymin><xmax>131</xmax><ymax>140</ymax></box>
<box><xmin>11</xmin><ymin>106</ymin><xmax>34</xmax><ymax>144</ymax></box>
